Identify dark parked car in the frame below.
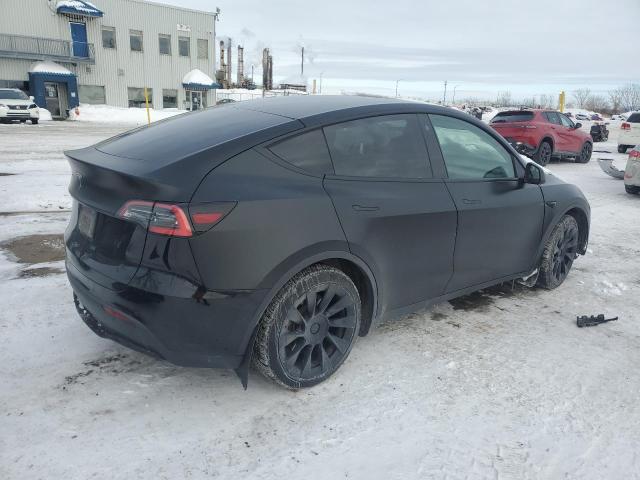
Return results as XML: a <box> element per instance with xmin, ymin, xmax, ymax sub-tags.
<box><xmin>65</xmin><ymin>96</ymin><xmax>590</xmax><ymax>389</ymax></box>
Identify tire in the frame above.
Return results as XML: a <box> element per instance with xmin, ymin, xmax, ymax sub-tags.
<box><xmin>618</xmin><ymin>145</ymin><xmax>628</xmax><ymax>154</ymax></box>
<box><xmin>537</xmin><ymin>215</ymin><xmax>579</xmax><ymax>290</ymax></box>
<box><xmin>534</xmin><ymin>141</ymin><xmax>552</xmax><ymax>166</ymax></box>
<box><xmin>625</xmin><ymin>185</ymin><xmax>640</xmax><ymax>195</ymax></box>
<box><xmin>576</xmin><ymin>142</ymin><xmax>592</xmax><ymax>163</ymax></box>
<box><xmin>253</xmin><ymin>264</ymin><xmax>361</xmax><ymax>389</ymax></box>
<box><xmin>31</xmin><ymin>119</ymin><xmax>38</xmax><ymax>125</ymax></box>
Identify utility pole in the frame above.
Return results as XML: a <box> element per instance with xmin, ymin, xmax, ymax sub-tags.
<box><xmin>301</xmin><ymin>46</ymin><xmax>304</xmax><ymax>76</ymax></box>
<box><xmin>395</xmin><ymin>79</ymin><xmax>401</xmax><ymax>98</ymax></box>
<box><xmin>452</xmin><ymin>84</ymin><xmax>460</xmax><ymax>104</ymax></box>
<box><xmin>443</xmin><ymin>80</ymin><xmax>448</xmax><ymax>105</ymax></box>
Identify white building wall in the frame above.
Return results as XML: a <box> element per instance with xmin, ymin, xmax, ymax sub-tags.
<box><xmin>0</xmin><ymin>0</ymin><xmax>217</xmax><ymax>108</ymax></box>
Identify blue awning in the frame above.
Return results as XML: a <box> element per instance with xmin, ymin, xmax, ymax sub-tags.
<box><xmin>56</xmin><ymin>1</ymin><xmax>103</xmax><ymax>18</ymax></box>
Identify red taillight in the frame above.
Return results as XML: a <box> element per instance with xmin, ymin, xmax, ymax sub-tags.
<box><xmin>103</xmin><ymin>305</ymin><xmax>131</xmax><ymax>322</ymax></box>
<box><xmin>118</xmin><ymin>200</ymin><xmax>192</xmax><ymax>237</ymax></box>
<box><xmin>118</xmin><ymin>200</ymin><xmax>236</xmax><ymax>237</ymax></box>
<box><xmin>621</xmin><ymin>122</ymin><xmax>631</xmax><ymax>131</ymax></box>
<box><xmin>629</xmin><ymin>149</ymin><xmax>640</xmax><ymax>159</ymax></box>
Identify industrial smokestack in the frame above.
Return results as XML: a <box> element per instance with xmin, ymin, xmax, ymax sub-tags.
<box><xmin>301</xmin><ymin>46</ymin><xmax>304</xmax><ymax>76</ymax></box>
<box><xmin>226</xmin><ymin>39</ymin><xmax>232</xmax><ymax>87</ymax></box>
<box><xmin>237</xmin><ymin>45</ymin><xmax>244</xmax><ymax>86</ymax></box>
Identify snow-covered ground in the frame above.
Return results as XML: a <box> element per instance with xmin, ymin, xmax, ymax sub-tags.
<box><xmin>1</xmin><ymin>120</ymin><xmax>639</xmax><ymax>479</ymax></box>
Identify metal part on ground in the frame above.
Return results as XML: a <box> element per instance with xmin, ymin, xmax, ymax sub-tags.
<box><xmin>597</xmin><ymin>158</ymin><xmax>625</xmax><ymax>179</ymax></box>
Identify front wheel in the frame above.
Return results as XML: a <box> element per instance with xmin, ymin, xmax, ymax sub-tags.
<box><xmin>576</xmin><ymin>142</ymin><xmax>592</xmax><ymax>163</ymax></box>
<box><xmin>537</xmin><ymin>215</ymin><xmax>579</xmax><ymax>290</ymax></box>
<box><xmin>534</xmin><ymin>141</ymin><xmax>552</xmax><ymax>166</ymax></box>
<box><xmin>253</xmin><ymin>265</ymin><xmax>361</xmax><ymax>389</ymax></box>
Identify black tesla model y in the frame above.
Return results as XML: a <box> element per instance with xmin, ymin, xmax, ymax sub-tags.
<box><xmin>65</xmin><ymin>96</ymin><xmax>590</xmax><ymax>388</ymax></box>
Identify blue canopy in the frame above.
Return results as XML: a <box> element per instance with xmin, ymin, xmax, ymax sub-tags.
<box><xmin>56</xmin><ymin>1</ymin><xmax>103</xmax><ymax>18</ymax></box>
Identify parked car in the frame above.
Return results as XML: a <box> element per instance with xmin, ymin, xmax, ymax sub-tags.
<box><xmin>624</xmin><ymin>145</ymin><xmax>640</xmax><ymax>195</ymax></box>
<box><xmin>611</xmin><ymin>114</ymin><xmax>627</xmax><ymax>121</ymax></box>
<box><xmin>216</xmin><ymin>98</ymin><xmax>236</xmax><ymax>105</ymax></box>
<box><xmin>65</xmin><ymin>96</ymin><xmax>590</xmax><ymax>389</ymax></box>
<box><xmin>590</xmin><ymin>113</ymin><xmax>603</xmax><ymax>121</ymax></box>
<box><xmin>490</xmin><ymin>109</ymin><xmax>593</xmax><ymax>165</ymax></box>
<box><xmin>574</xmin><ymin>113</ymin><xmax>590</xmax><ymax>121</ymax></box>
<box><xmin>618</xmin><ymin>112</ymin><xmax>640</xmax><ymax>153</ymax></box>
<box><xmin>0</xmin><ymin>88</ymin><xmax>39</xmax><ymax>124</ymax></box>
<box><xmin>565</xmin><ymin>112</ymin><xmax>573</xmax><ymax>118</ymax></box>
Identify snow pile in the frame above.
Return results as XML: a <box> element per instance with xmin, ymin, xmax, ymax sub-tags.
<box><xmin>182</xmin><ymin>69</ymin><xmax>214</xmax><ymax>87</ymax></box>
<box><xmin>28</xmin><ymin>61</ymin><xmax>73</xmax><ymax>76</ymax></box>
<box><xmin>39</xmin><ymin>108</ymin><xmax>53</xmax><ymax>121</ymax></box>
<box><xmin>69</xmin><ymin>104</ymin><xmax>185</xmax><ymax>124</ymax></box>
<box><xmin>56</xmin><ymin>0</ymin><xmax>101</xmax><ymax>15</ymax></box>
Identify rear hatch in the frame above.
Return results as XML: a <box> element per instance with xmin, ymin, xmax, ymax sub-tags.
<box><xmin>65</xmin><ymin>106</ymin><xmax>302</xmax><ymax>288</ymax></box>
<box><xmin>490</xmin><ymin>110</ymin><xmax>536</xmax><ymax>140</ymax></box>
<box><xmin>621</xmin><ymin>112</ymin><xmax>640</xmax><ymax>144</ymax></box>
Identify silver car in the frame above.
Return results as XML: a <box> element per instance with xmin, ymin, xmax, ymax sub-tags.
<box><xmin>624</xmin><ymin>145</ymin><xmax>640</xmax><ymax>195</ymax></box>
<box><xmin>0</xmin><ymin>89</ymin><xmax>40</xmax><ymax>124</ymax></box>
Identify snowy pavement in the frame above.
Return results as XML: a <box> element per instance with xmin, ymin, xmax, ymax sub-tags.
<box><xmin>1</xmin><ymin>121</ymin><xmax>639</xmax><ymax>479</ymax></box>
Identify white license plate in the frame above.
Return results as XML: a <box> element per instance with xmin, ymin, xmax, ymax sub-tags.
<box><xmin>78</xmin><ymin>204</ymin><xmax>97</xmax><ymax>238</ymax></box>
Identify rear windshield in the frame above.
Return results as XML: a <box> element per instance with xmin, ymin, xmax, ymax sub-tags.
<box><xmin>0</xmin><ymin>89</ymin><xmax>28</xmax><ymax>100</ymax></box>
<box><xmin>627</xmin><ymin>113</ymin><xmax>640</xmax><ymax>123</ymax></box>
<box><xmin>490</xmin><ymin>111</ymin><xmax>534</xmax><ymax>123</ymax></box>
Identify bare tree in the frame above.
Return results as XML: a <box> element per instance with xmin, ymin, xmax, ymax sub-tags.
<box><xmin>495</xmin><ymin>91</ymin><xmax>512</xmax><ymax>107</ymax></box>
<box><xmin>539</xmin><ymin>94</ymin><xmax>555</xmax><ymax>109</ymax></box>
<box><xmin>586</xmin><ymin>95</ymin><xmax>609</xmax><ymax>112</ymax></box>
<box><xmin>619</xmin><ymin>83</ymin><xmax>640</xmax><ymax>111</ymax></box>
<box><xmin>521</xmin><ymin>96</ymin><xmax>537</xmax><ymax>108</ymax></box>
<box><xmin>608</xmin><ymin>88</ymin><xmax>623</xmax><ymax>113</ymax></box>
<box><xmin>573</xmin><ymin>88</ymin><xmax>591</xmax><ymax>108</ymax></box>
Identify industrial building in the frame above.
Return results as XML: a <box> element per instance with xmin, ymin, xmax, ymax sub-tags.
<box><xmin>0</xmin><ymin>0</ymin><xmax>220</xmax><ymax>118</ymax></box>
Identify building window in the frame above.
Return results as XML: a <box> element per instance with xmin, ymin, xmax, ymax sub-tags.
<box><xmin>129</xmin><ymin>30</ymin><xmax>143</xmax><ymax>52</ymax></box>
<box><xmin>102</xmin><ymin>27</ymin><xmax>116</xmax><ymax>49</ymax></box>
<box><xmin>162</xmin><ymin>89</ymin><xmax>178</xmax><ymax>109</ymax></box>
<box><xmin>178</xmin><ymin>36</ymin><xmax>190</xmax><ymax>57</ymax></box>
<box><xmin>78</xmin><ymin>85</ymin><xmax>106</xmax><ymax>104</ymax></box>
<box><xmin>128</xmin><ymin>87</ymin><xmax>152</xmax><ymax>108</ymax></box>
<box><xmin>158</xmin><ymin>34</ymin><xmax>171</xmax><ymax>55</ymax></box>
<box><xmin>197</xmin><ymin>39</ymin><xmax>208</xmax><ymax>59</ymax></box>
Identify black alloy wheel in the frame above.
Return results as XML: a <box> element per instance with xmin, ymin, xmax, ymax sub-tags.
<box><xmin>254</xmin><ymin>265</ymin><xmax>361</xmax><ymax>389</ymax></box>
<box><xmin>538</xmin><ymin>215</ymin><xmax>579</xmax><ymax>289</ymax></box>
<box><xmin>577</xmin><ymin>142</ymin><xmax>592</xmax><ymax>163</ymax></box>
<box><xmin>536</xmin><ymin>141</ymin><xmax>552</xmax><ymax>166</ymax></box>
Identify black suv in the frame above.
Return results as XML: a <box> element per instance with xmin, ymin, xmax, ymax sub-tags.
<box><xmin>65</xmin><ymin>96</ymin><xmax>590</xmax><ymax>389</ymax></box>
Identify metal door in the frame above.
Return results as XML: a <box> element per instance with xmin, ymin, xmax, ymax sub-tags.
<box><xmin>70</xmin><ymin>22</ymin><xmax>88</xmax><ymax>57</ymax></box>
<box><xmin>44</xmin><ymin>82</ymin><xmax>61</xmax><ymax>118</ymax></box>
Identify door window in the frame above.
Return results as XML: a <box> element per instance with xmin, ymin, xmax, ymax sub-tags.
<box><xmin>268</xmin><ymin>130</ymin><xmax>334</xmax><ymax>176</ymax></box>
<box><xmin>429</xmin><ymin>114</ymin><xmax>515</xmax><ymax>180</ymax></box>
<box><xmin>323</xmin><ymin>114</ymin><xmax>431</xmax><ymax>178</ymax></box>
<box><xmin>559</xmin><ymin>114</ymin><xmax>575</xmax><ymax>128</ymax></box>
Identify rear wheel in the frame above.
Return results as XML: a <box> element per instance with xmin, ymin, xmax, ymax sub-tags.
<box><xmin>534</xmin><ymin>141</ymin><xmax>552</xmax><ymax>166</ymax></box>
<box><xmin>537</xmin><ymin>215</ymin><xmax>579</xmax><ymax>290</ymax></box>
<box><xmin>625</xmin><ymin>185</ymin><xmax>640</xmax><ymax>195</ymax></box>
<box><xmin>253</xmin><ymin>265</ymin><xmax>361</xmax><ymax>389</ymax></box>
<box><xmin>31</xmin><ymin>119</ymin><xmax>39</xmax><ymax>125</ymax></box>
<box><xmin>618</xmin><ymin>145</ymin><xmax>628</xmax><ymax>154</ymax></box>
<box><xmin>576</xmin><ymin>142</ymin><xmax>592</xmax><ymax>163</ymax></box>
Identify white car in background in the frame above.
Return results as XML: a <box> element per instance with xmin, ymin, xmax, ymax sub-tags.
<box><xmin>624</xmin><ymin>145</ymin><xmax>640</xmax><ymax>195</ymax></box>
<box><xmin>611</xmin><ymin>114</ymin><xmax>627</xmax><ymax>121</ymax></box>
<box><xmin>0</xmin><ymin>88</ymin><xmax>40</xmax><ymax>124</ymax></box>
<box><xmin>618</xmin><ymin>112</ymin><xmax>640</xmax><ymax>153</ymax></box>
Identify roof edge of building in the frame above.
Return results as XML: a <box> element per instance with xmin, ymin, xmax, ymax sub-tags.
<box><xmin>117</xmin><ymin>0</ymin><xmax>217</xmax><ymax>17</ymax></box>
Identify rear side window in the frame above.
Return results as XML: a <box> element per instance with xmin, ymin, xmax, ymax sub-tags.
<box><xmin>491</xmin><ymin>111</ymin><xmax>534</xmax><ymax>123</ymax></box>
<box><xmin>628</xmin><ymin>113</ymin><xmax>640</xmax><ymax>123</ymax></box>
<box><xmin>430</xmin><ymin>114</ymin><xmax>515</xmax><ymax>180</ymax></box>
<box><xmin>268</xmin><ymin>129</ymin><xmax>333</xmax><ymax>176</ymax></box>
<box><xmin>323</xmin><ymin>114</ymin><xmax>431</xmax><ymax>178</ymax></box>
<box><xmin>543</xmin><ymin>112</ymin><xmax>561</xmax><ymax>125</ymax></box>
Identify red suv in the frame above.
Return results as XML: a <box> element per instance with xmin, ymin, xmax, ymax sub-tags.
<box><xmin>490</xmin><ymin>109</ymin><xmax>593</xmax><ymax>165</ymax></box>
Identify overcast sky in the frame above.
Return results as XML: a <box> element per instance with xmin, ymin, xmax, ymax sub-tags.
<box><xmin>163</xmin><ymin>0</ymin><xmax>638</xmax><ymax>101</ymax></box>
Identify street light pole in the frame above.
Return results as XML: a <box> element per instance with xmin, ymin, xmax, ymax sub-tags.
<box><xmin>443</xmin><ymin>80</ymin><xmax>448</xmax><ymax>105</ymax></box>
<box><xmin>395</xmin><ymin>79</ymin><xmax>401</xmax><ymax>98</ymax></box>
<box><xmin>452</xmin><ymin>84</ymin><xmax>460</xmax><ymax>104</ymax></box>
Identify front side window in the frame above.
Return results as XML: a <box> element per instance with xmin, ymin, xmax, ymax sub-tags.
<box><xmin>197</xmin><ymin>39</ymin><xmax>208</xmax><ymax>59</ymax></box>
<box><xmin>323</xmin><ymin>114</ymin><xmax>431</xmax><ymax>178</ymax></box>
<box><xmin>129</xmin><ymin>30</ymin><xmax>143</xmax><ymax>52</ymax></box>
<box><xmin>559</xmin><ymin>114</ymin><xmax>574</xmax><ymax>128</ymax></box>
<box><xmin>178</xmin><ymin>36</ymin><xmax>190</xmax><ymax>57</ymax></box>
<box><xmin>162</xmin><ymin>89</ymin><xmax>177</xmax><ymax>109</ymax></box>
<box><xmin>268</xmin><ymin>129</ymin><xmax>333</xmax><ymax>176</ymax></box>
<box><xmin>102</xmin><ymin>26</ymin><xmax>116</xmax><ymax>49</ymax></box>
<box><xmin>158</xmin><ymin>34</ymin><xmax>171</xmax><ymax>55</ymax></box>
<box><xmin>430</xmin><ymin>114</ymin><xmax>515</xmax><ymax>180</ymax></box>
<box><xmin>543</xmin><ymin>112</ymin><xmax>561</xmax><ymax>125</ymax></box>
<box><xmin>128</xmin><ymin>87</ymin><xmax>152</xmax><ymax>108</ymax></box>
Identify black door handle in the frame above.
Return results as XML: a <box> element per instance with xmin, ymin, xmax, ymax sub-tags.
<box><xmin>462</xmin><ymin>198</ymin><xmax>481</xmax><ymax>205</ymax></box>
<box><xmin>352</xmin><ymin>204</ymin><xmax>380</xmax><ymax>212</ymax></box>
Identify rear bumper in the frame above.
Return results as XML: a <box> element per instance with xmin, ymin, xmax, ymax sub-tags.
<box><xmin>67</xmin><ymin>259</ymin><xmax>267</xmax><ymax>369</ymax></box>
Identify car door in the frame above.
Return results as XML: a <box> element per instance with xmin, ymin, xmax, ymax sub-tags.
<box><xmin>558</xmin><ymin>113</ymin><xmax>581</xmax><ymax>152</ymax></box>
<box><xmin>322</xmin><ymin>114</ymin><xmax>457</xmax><ymax>313</ymax></box>
<box><xmin>426</xmin><ymin>114</ymin><xmax>545</xmax><ymax>292</ymax></box>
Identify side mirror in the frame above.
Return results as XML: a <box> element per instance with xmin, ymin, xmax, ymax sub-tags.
<box><xmin>524</xmin><ymin>162</ymin><xmax>545</xmax><ymax>185</ymax></box>
<box><xmin>574</xmin><ymin>122</ymin><xmax>582</xmax><ymax>129</ymax></box>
